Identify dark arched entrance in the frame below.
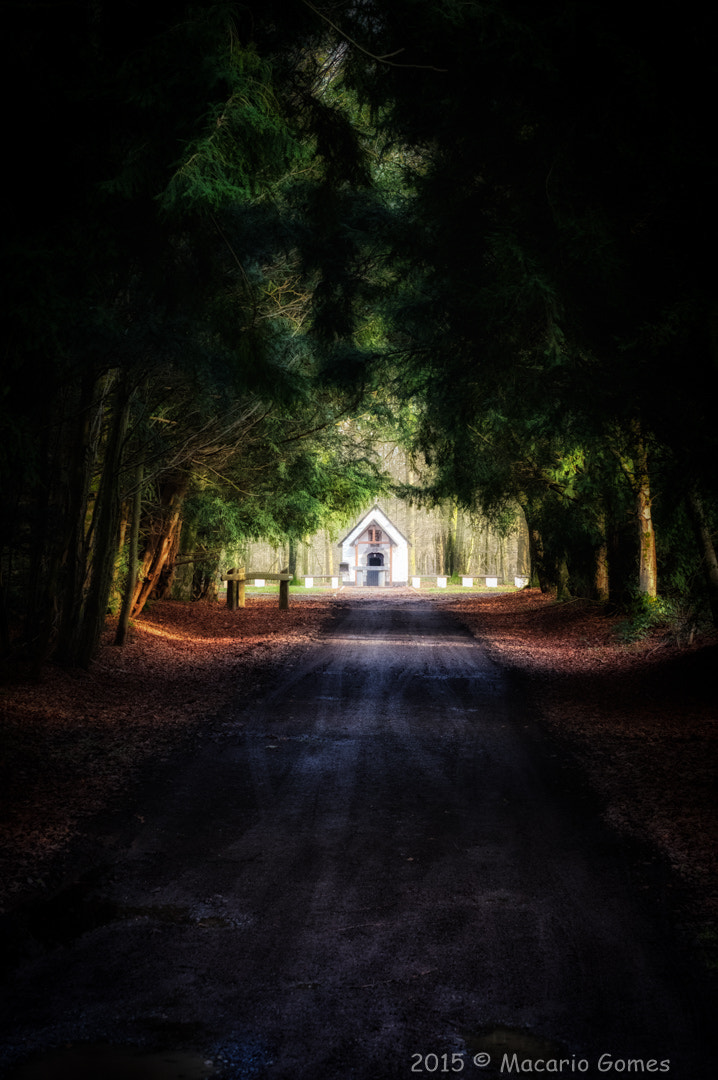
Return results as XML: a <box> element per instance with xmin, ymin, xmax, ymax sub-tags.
<box><xmin>366</xmin><ymin>551</ymin><xmax>384</xmax><ymax>586</ymax></box>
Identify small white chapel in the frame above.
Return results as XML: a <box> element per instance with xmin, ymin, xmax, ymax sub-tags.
<box><xmin>337</xmin><ymin>506</ymin><xmax>410</xmax><ymax>586</ymax></box>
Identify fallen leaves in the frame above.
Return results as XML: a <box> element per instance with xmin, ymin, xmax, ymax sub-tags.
<box><xmin>0</xmin><ymin>596</ymin><xmax>334</xmax><ymax>910</ymax></box>
<box><xmin>450</xmin><ymin>590</ymin><xmax>718</xmax><ymax>920</ymax></box>
<box><xmin>2</xmin><ymin>590</ymin><xmax>716</xmax><ymax>929</ymax></box>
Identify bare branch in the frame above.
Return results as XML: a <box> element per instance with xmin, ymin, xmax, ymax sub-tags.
<box><xmin>301</xmin><ymin>0</ymin><xmax>448</xmax><ymax>72</ymax></box>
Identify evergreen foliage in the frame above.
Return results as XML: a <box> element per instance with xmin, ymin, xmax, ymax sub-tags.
<box><xmin>2</xmin><ymin>0</ymin><xmax>717</xmax><ymax>669</ymax></box>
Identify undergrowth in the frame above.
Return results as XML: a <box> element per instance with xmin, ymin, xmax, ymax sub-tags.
<box><xmin>616</xmin><ymin>594</ymin><xmax>704</xmax><ymax>645</ymax></box>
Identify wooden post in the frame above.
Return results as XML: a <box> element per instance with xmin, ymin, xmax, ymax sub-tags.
<box><xmin>279</xmin><ymin>577</ymin><xmax>289</xmax><ymax>610</ymax></box>
<box><xmin>227</xmin><ymin>569</ymin><xmax>237</xmax><ymax>610</ymax></box>
<box><xmin>226</xmin><ymin>567</ymin><xmax>246</xmax><ymax>609</ymax></box>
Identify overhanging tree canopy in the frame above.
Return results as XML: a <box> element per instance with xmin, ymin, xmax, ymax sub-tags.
<box><xmin>2</xmin><ymin>0</ymin><xmax>717</xmax><ymax>670</ymax></box>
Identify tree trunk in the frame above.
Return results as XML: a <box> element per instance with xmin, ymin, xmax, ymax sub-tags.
<box><xmin>634</xmin><ymin>434</ymin><xmax>658</xmax><ymax>599</ymax></box>
<box><xmin>686</xmin><ymin>486</ymin><xmax>718</xmax><ymax>626</ymax></box>
<box><xmin>288</xmin><ymin>539</ymin><xmax>298</xmax><ymax>581</ymax></box>
<box><xmin>25</xmin><ymin>375</ymin><xmax>108</xmax><ymax>670</ymax></box>
<box><xmin>516</xmin><ymin>508</ymin><xmax>531</xmax><ymax>577</ymax></box>
<box><xmin>324</xmin><ymin>531</ymin><xmax>333</xmax><ymax>577</ymax></box>
<box><xmin>407</xmin><ymin>500</ymin><xmax>417</xmax><ymax>577</ymax></box>
<box><xmin>464</xmin><ymin>521</ymin><xmax>475</xmax><ymax>576</ymax></box>
<box><xmin>528</xmin><ymin>527</ymin><xmax>551</xmax><ymax>591</ymax></box>
<box><xmin>74</xmin><ymin>384</ymin><xmax>131</xmax><ymax>666</ymax></box>
<box><xmin>444</xmin><ymin>502</ymin><xmax>459</xmax><ymax>576</ymax></box>
<box><xmin>55</xmin><ymin>373</ymin><xmax>111</xmax><ymax>664</ymax></box>
<box><xmin>115</xmin><ymin>461</ymin><xmax>143</xmax><ymax>646</ymax></box>
<box><xmin>403</xmin><ymin>456</ymin><xmax>418</xmax><ymax>577</ymax></box>
<box><xmin>616</xmin><ymin>419</ymin><xmax>659</xmax><ymax>600</ymax></box>
<box><xmin>154</xmin><ymin>522</ymin><xmax>182</xmax><ymax>600</ymax></box>
<box><xmin>520</xmin><ymin>494</ymin><xmax>553</xmax><ymax>593</ymax></box>
<box><xmin>593</xmin><ymin>506</ymin><xmax>610</xmax><ymax>603</ymax></box>
<box><xmin>557</xmin><ymin>555</ymin><xmax>571</xmax><ymax>601</ymax></box>
<box><xmin>435</xmin><ymin>531</ymin><xmax>444</xmax><ymax>576</ymax></box>
<box><xmin>130</xmin><ymin>471</ymin><xmax>189</xmax><ymax>617</ymax></box>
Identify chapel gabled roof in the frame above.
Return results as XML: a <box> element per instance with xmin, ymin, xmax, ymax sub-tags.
<box><xmin>338</xmin><ymin>505</ymin><xmax>411</xmax><ymax>548</ymax></box>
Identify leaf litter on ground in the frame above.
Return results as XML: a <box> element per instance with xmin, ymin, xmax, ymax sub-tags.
<box><xmin>1</xmin><ymin>589</ymin><xmax>716</xmax><ymax>943</ymax></box>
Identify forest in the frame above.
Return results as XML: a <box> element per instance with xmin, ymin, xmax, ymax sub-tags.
<box><xmin>2</xmin><ymin>0</ymin><xmax>717</xmax><ymax>671</ymax></box>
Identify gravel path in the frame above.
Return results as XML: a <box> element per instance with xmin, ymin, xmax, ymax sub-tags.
<box><xmin>0</xmin><ymin>593</ymin><xmax>711</xmax><ymax>1078</ymax></box>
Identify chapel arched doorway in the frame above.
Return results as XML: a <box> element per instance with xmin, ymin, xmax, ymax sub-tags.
<box><xmin>366</xmin><ymin>551</ymin><xmax>384</xmax><ymax>585</ymax></box>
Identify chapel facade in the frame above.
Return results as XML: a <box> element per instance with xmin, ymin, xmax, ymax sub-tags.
<box><xmin>338</xmin><ymin>506</ymin><xmax>410</xmax><ymax>586</ymax></box>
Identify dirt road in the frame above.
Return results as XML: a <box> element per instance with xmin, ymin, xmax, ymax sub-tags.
<box><xmin>0</xmin><ymin>593</ymin><xmax>712</xmax><ymax>1078</ymax></box>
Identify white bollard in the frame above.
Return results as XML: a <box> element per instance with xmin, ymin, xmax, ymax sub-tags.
<box><xmin>437</xmin><ymin>576</ymin><xmax>447</xmax><ymax>588</ymax></box>
<box><xmin>411</xmin><ymin>577</ymin><xmax>421</xmax><ymax>589</ymax></box>
<box><xmin>331</xmin><ymin>577</ymin><xmax>339</xmax><ymax>588</ymax></box>
<box><xmin>514</xmin><ymin>576</ymin><xmax>529</xmax><ymax>588</ymax></box>
<box><xmin>254</xmin><ymin>579</ymin><xmax>265</xmax><ymax>587</ymax></box>
<box><xmin>304</xmin><ymin>576</ymin><xmax>314</xmax><ymax>588</ymax></box>
<box><xmin>462</xmin><ymin>576</ymin><xmax>473</xmax><ymax>587</ymax></box>
<box><xmin>486</xmin><ymin>577</ymin><xmax>498</xmax><ymax>587</ymax></box>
